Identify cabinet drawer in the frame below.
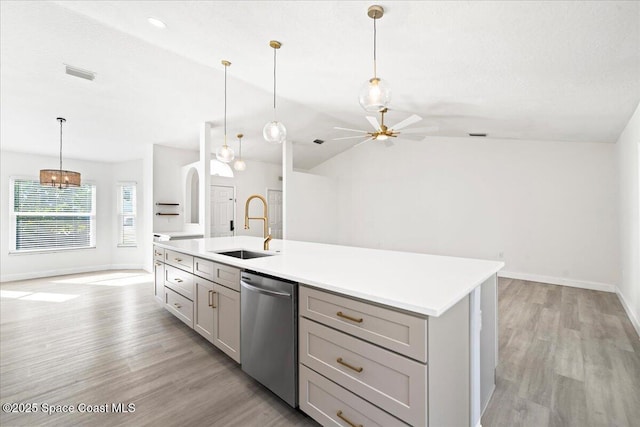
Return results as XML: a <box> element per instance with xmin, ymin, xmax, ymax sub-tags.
<box><xmin>164</xmin><ymin>249</ymin><xmax>193</xmax><ymax>273</ymax></box>
<box><xmin>153</xmin><ymin>246</ymin><xmax>165</xmax><ymax>262</ymax></box>
<box><xmin>300</xmin><ymin>285</ymin><xmax>428</xmax><ymax>362</ymax></box>
<box><xmin>165</xmin><ymin>265</ymin><xmax>194</xmax><ymax>300</ymax></box>
<box><xmin>300</xmin><ymin>365</ymin><xmax>409</xmax><ymax>427</ymax></box>
<box><xmin>194</xmin><ymin>257</ymin><xmax>215</xmax><ymax>281</ymax></box>
<box><xmin>300</xmin><ymin>318</ymin><xmax>427</xmax><ymax>426</ymax></box>
<box><xmin>165</xmin><ymin>287</ymin><xmax>193</xmax><ymax>328</ymax></box>
<box><xmin>211</xmin><ymin>262</ymin><xmax>240</xmax><ymax>291</ymax></box>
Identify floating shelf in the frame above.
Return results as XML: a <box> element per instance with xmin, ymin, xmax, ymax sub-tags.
<box><xmin>156</xmin><ymin>202</ymin><xmax>179</xmax><ymax>206</ymax></box>
<box><xmin>156</xmin><ymin>213</ymin><xmax>179</xmax><ymax>216</ymax></box>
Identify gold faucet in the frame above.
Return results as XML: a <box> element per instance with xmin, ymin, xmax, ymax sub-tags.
<box><xmin>244</xmin><ymin>194</ymin><xmax>272</xmax><ymax>250</ymax></box>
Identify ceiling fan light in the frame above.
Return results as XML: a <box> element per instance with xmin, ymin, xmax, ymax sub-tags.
<box><xmin>215</xmin><ymin>145</ymin><xmax>235</xmax><ymax>163</ymax></box>
<box><xmin>359</xmin><ymin>77</ymin><xmax>391</xmax><ymax>112</ymax></box>
<box><xmin>263</xmin><ymin>121</ymin><xmax>287</xmax><ymax>144</ymax></box>
<box><xmin>376</xmin><ymin>134</ymin><xmax>388</xmax><ymax>141</ymax></box>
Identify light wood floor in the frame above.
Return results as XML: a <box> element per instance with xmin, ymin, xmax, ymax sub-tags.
<box><xmin>482</xmin><ymin>278</ymin><xmax>640</xmax><ymax>427</ymax></box>
<box><xmin>1</xmin><ymin>272</ymin><xmax>638</xmax><ymax>427</ymax></box>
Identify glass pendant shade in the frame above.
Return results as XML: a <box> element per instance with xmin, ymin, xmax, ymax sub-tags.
<box><xmin>233</xmin><ymin>159</ymin><xmax>246</xmax><ymax>171</ymax></box>
<box><xmin>358</xmin><ymin>77</ymin><xmax>391</xmax><ymax>112</ymax></box>
<box><xmin>215</xmin><ymin>144</ymin><xmax>235</xmax><ymax>163</ymax></box>
<box><xmin>263</xmin><ymin>121</ymin><xmax>287</xmax><ymax>144</ymax></box>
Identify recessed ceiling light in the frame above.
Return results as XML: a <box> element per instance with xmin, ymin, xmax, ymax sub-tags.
<box><xmin>313</xmin><ymin>139</ymin><xmax>325</xmax><ymax>145</ymax></box>
<box><xmin>65</xmin><ymin>64</ymin><xmax>96</xmax><ymax>81</ymax></box>
<box><xmin>147</xmin><ymin>17</ymin><xmax>167</xmax><ymax>29</ymax></box>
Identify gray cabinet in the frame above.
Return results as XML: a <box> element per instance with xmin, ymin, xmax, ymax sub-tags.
<box><xmin>153</xmin><ymin>260</ymin><xmax>164</xmax><ymax>303</ymax></box>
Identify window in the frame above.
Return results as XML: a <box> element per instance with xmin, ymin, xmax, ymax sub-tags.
<box><xmin>11</xmin><ymin>178</ymin><xmax>96</xmax><ymax>252</ymax></box>
<box><xmin>117</xmin><ymin>182</ymin><xmax>137</xmax><ymax>247</ymax></box>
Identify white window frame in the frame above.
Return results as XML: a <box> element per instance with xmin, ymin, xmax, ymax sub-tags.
<box><xmin>9</xmin><ymin>176</ymin><xmax>97</xmax><ymax>254</ymax></box>
<box><xmin>117</xmin><ymin>181</ymin><xmax>137</xmax><ymax>248</ymax></box>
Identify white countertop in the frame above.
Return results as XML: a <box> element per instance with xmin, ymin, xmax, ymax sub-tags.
<box><xmin>153</xmin><ymin>231</ymin><xmax>204</xmax><ymax>240</ymax></box>
<box><xmin>155</xmin><ymin>236</ymin><xmax>504</xmax><ymax>317</ymax></box>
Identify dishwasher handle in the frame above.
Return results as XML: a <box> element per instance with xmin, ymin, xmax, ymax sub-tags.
<box><xmin>241</xmin><ymin>281</ymin><xmax>292</xmax><ymax>298</ymax></box>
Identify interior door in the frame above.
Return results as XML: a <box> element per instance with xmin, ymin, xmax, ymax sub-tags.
<box><xmin>211</xmin><ymin>185</ymin><xmax>235</xmax><ymax>237</ymax></box>
<box><xmin>267</xmin><ymin>189</ymin><xmax>283</xmax><ymax>239</ymax></box>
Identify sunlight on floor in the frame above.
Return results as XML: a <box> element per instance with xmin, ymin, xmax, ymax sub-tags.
<box><xmin>0</xmin><ymin>290</ymin><xmax>78</xmax><ymax>302</ymax></box>
<box><xmin>52</xmin><ymin>272</ymin><xmax>152</xmax><ymax>287</ymax></box>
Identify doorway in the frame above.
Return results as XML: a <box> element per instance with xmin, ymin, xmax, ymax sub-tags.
<box><xmin>211</xmin><ymin>185</ymin><xmax>235</xmax><ymax>237</ymax></box>
<box><xmin>267</xmin><ymin>189</ymin><xmax>283</xmax><ymax>239</ymax></box>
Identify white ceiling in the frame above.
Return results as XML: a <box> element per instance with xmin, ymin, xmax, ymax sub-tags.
<box><xmin>1</xmin><ymin>1</ymin><xmax>638</xmax><ymax>170</ymax></box>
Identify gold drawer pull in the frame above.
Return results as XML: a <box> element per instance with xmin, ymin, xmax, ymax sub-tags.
<box><xmin>175</xmin><ymin>258</ymin><xmax>182</xmax><ymax>262</ymax></box>
<box><xmin>175</xmin><ymin>278</ymin><xmax>183</xmax><ymax>283</ymax></box>
<box><xmin>336</xmin><ymin>357</ymin><xmax>363</xmax><ymax>373</ymax></box>
<box><xmin>173</xmin><ymin>303</ymin><xmax>182</xmax><ymax>309</ymax></box>
<box><xmin>208</xmin><ymin>290</ymin><xmax>218</xmax><ymax>308</ymax></box>
<box><xmin>337</xmin><ymin>311</ymin><xmax>363</xmax><ymax>323</ymax></box>
<box><xmin>155</xmin><ymin>262</ymin><xmax>162</xmax><ymax>267</ymax></box>
<box><xmin>336</xmin><ymin>410</ymin><xmax>362</xmax><ymax>427</ymax></box>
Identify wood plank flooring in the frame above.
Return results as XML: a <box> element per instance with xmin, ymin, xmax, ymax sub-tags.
<box><xmin>1</xmin><ymin>272</ymin><xmax>638</xmax><ymax>426</ymax></box>
<box><xmin>482</xmin><ymin>278</ymin><xmax>640</xmax><ymax>427</ymax></box>
<box><xmin>0</xmin><ymin>271</ymin><xmax>318</xmax><ymax>427</ymax></box>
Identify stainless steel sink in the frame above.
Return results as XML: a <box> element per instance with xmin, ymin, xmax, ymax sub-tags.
<box><xmin>216</xmin><ymin>250</ymin><xmax>275</xmax><ymax>260</ymax></box>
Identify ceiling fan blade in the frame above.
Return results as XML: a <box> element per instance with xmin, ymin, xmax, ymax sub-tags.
<box><xmin>332</xmin><ymin>135</ymin><xmax>371</xmax><ymax>140</ymax></box>
<box><xmin>334</xmin><ymin>127</ymin><xmax>369</xmax><ymax>133</ymax></box>
<box><xmin>390</xmin><ymin>114</ymin><xmax>422</xmax><ymax>131</ymax></box>
<box><xmin>353</xmin><ymin>137</ymin><xmax>374</xmax><ymax>148</ymax></box>
<box><xmin>366</xmin><ymin>116</ymin><xmax>381</xmax><ymax>130</ymax></box>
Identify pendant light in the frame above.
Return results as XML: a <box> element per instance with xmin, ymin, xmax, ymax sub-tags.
<box><xmin>216</xmin><ymin>60</ymin><xmax>235</xmax><ymax>163</ymax></box>
<box><xmin>39</xmin><ymin>117</ymin><xmax>81</xmax><ymax>188</ymax></box>
<box><xmin>358</xmin><ymin>5</ymin><xmax>391</xmax><ymax>112</ymax></box>
<box><xmin>233</xmin><ymin>133</ymin><xmax>246</xmax><ymax>171</ymax></box>
<box><xmin>263</xmin><ymin>40</ymin><xmax>286</xmax><ymax>144</ymax></box>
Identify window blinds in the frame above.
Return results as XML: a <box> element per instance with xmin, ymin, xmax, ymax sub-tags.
<box><xmin>12</xmin><ymin>178</ymin><xmax>96</xmax><ymax>251</ymax></box>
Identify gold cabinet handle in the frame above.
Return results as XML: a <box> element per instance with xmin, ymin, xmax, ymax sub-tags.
<box><xmin>175</xmin><ymin>258</ymin><xmax>182</xmax><ymax>262</ymax></box>
<box><xmin>211</xmin><ymin>291</ymin><xmax>217</xmax><ymax>308</ymax></box>
<box><xmin>336</xmin><ymin>410</ymin><xmax>362</xmax><ymax>427</ymax></box>
<box><xmin>337</xmin><ymin>311</ymin><xmax>363</xmax><ymax>323</ymax></box>
<box><xmin>155</xmin><ymin>262</ymin><xmax>162</xmax><ymax>267</ymax></box>
<box><xmin>336</xmin><ymin>357</ymin><xmax>363</xmax><ymax>373</ymax></box>
<box><xmin>208</xmin><ymin>290</ymin><xmax>214</xmax><ymax>308</ymax></box>
<box><xmin>175</xmin><ymin>278</ymin><xmax>183</xmax><ymax>283</ymax></box>
<box><xmin>173</xmin><ymin>303</ymin><xmax>182</xmax><ymax>309</ymax></box>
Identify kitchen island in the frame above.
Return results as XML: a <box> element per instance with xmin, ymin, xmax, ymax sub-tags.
<box><xmin>154</xmin><ymin>236</ymin><xmax>503</xmax><ymax>427</ymax></box>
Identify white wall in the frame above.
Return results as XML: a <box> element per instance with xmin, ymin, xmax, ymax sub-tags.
<box><xmin>210</xmin><ymin>160</ymin><xmax>282</xmax><ymax>238</ymax></box>
<box><xmin>152</xmin><ymin>144</ymin><xmax>199</xmax><ymax>232</ymax></box>
<box><xmin>0</xmin><ymin>151</ymin><xmax>147</xmax><ymax>282</ymax></box>
<box><xmin>311</xmin><ymin>136</ymin><xmax>619</xmax><ymax>290</ymax></box>
<box><xmin>616</xmin><ymin>102</ymin><xmax>640</xmax><ymax>335</ymax></box>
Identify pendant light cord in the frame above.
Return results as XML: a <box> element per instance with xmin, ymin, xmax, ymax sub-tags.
<box><xmin>273</xmin><ymin>47</ymin><xmax>277</xmax><ymax>113</ymax></box>
<box><xmin>224</xmin><ymin>64</ymin><xmax>228</xmax><ymax>145</ymax></box>
<box><xmin>373</xmin><ymin>16</ymin><xmax>377</xmax><ymax>78</ymax></box>
<box><xmin>59</xmin><ymin>119</ymin><xmax>63</xmax><ymax>172</ymax></box>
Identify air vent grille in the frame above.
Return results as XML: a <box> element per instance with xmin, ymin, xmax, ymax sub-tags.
<box><xmin>65</xmin><ymin>65</ymin><xmax>96</xmax><ymax>81</ymax></box>
<box><xmin>313</xmin><ymin>139</ymin><xmax>325</xmax><ymax>144</ymax></box>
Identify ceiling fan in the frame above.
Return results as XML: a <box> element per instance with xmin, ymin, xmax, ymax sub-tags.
<box><xmin>333</xmin><ymin>108</ymin><xmax>438</xmax><ymax>147</ymax></box>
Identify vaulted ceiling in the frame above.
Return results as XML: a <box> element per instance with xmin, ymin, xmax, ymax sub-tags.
<box><xmin>1</xmin><ymin>1</ymin><xmax>638</xmax><ymax>170</ymax></box>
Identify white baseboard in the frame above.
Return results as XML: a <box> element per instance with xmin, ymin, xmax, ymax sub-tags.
<box><xmin>498</xmin><ymin>270</ymin><xmax>615</xmax><ymax>293</ymax></box>
<box><xmin>616</xmin><ymin>288</ymin><xmax>640</xmax><ymax>340</ymax></box>
<box><xmin>0</xmin><ymin>264</ymin><xmax>146</xmax><ymax>283</ymax></box>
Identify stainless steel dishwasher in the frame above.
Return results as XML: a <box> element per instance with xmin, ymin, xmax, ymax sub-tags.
<box><xmin>240</xmin><ymin>271</ymin><xmax>298</xmax><ymax>407</ymax></box>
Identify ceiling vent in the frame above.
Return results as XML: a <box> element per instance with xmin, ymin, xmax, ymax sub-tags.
<box><xmin>468</xmin><ymin>133</ymin><xmax>487</xmax><ymax>137</ymax></box>
<box><xmin>313</xmin><ymin>139</ymin><xmax>325</xmax><ymax>144</ymax></box>
<box><xmin>65</xmin><ymin>65</ymin><xmax>96</xmax><ymax>81</ymax></box>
